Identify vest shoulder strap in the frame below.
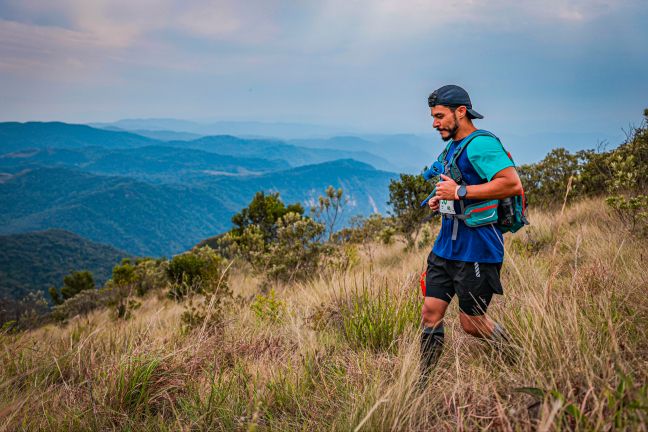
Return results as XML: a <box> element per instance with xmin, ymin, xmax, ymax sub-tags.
<box><xmin>449</xmin><ymin>129</ymin><xmax>500</xmax><ymax>167</ymax></box>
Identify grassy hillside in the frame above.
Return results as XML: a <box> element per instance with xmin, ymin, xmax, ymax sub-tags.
<box><xmin>1</xmin><ymin>198</ymin><xmax>646</xmax><ymax>430</ymax></box>
<box><xmin>0</xmin><ymin>229</ymin><xmax>129</xmax><ymax>300</ymax></box>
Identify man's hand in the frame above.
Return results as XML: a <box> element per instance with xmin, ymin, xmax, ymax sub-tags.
<box><xmin>435</xmin><ymin>174</ymin><xmax>459</xmax><ymax>200</ymax></box>
<box><xmin>428</xmin><ymin>196</ymin><xmax>440</xmax><ymax>212</ymax></box>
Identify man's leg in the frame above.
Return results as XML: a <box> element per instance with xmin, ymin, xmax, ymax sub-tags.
<box><xmin>420</xmin><ymin>297</ymin><xmax>449</xmax><ymax>377</ymax></box>
<box><xmin>455</xmin><ymin>261</ymin><xmax>513</xmax><ymax>354</ymax></box>
<box><xmin>420</xmin><ymin>252</ymin><xmax>455</xmax><ymax>378</ymax></box>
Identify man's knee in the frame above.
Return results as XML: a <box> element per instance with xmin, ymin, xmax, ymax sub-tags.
<box><xmin>460</xmin><ymin>314</ymin><xmax>491</xmax><ymax>337</ymax></box>
<box><xmin>421</xmin><ymin>297</ymin><xmax>448</xmax><ymax>327</ymax></box>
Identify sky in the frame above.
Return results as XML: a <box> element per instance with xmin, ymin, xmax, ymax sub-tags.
<box><xmin>1</xmin><ymin>0</ymin><xmax>647</xmax><ymax>143</ymax></box>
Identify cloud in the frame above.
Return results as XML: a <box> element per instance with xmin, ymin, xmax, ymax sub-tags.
<box><xmin>0</xmin><ymin>0</ymin><xmax>646</xmax><ymax>130</ymax></box>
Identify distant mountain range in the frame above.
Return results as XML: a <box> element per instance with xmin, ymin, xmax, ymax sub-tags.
<box><xmin>0</xmin><ymin>122</ymin><xmax>399</xmax><ymax>257</ymax></box>
<box><xmin>90</xmin><ymin>118</ymin><xmax>357</xmax><ymax>140</ymax></box>
<box><xmin>90</xmin><ymin>118</ymin><xmax>621</xmax><ymax>167</ymax></box>
<box><xmin>0</xmin><ymin>122</ymin><xmax>156</xmax><ymax>152</ymax></box>
<box><xmin>92</xmin><ymin>119</ymin><xmax>438</xmax><ymax>173</ymax></box>
<box><xmin>0</xmin><ymin>229</ymin><xmax>128</xmax><ymax>301</ymax></box>
<box><xmin>0</xmin><ymin>122</ymin><xmax>397</xmax><ymax>172</ymax></box>
<box><xmin>0</xmin><ymin>145</ymin><xmax>291</xmax><ymax>182</ymax></box>
<box><xmin>0</xmin><ymin>160</ymin><xmax>395</xmax><ymax>257</ymax></box>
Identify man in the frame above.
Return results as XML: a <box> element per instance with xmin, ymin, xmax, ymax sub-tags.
<box><xmin>420</xmin><ymin>85</ymin><xmax>523</xmax><ymax>377</ymax></box>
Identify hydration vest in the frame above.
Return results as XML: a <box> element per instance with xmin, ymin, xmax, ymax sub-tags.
<box><xmin>437</xmin><ymin>130</ymin><xmax>529</xmax><ymax>240</ymax></box>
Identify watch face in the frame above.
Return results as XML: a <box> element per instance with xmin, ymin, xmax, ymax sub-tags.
<box><xmin>459</xmin><ymin>185</ymin><xmax>467</xmax><ymax>198</ymax></box>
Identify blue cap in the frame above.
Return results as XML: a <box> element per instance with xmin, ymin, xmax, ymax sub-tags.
<box><xmin>428</xmin><ymin>85</ymin><xmax>483</xmax><ymax>119</ymax></box>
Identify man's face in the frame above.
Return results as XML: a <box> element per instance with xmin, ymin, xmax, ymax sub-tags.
<box><xmin>431</xmin><ymin>105</ymin><xmax>459</xmax><ymax>142</ymax></box>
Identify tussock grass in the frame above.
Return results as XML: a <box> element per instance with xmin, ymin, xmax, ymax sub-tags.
<box><xmin>1</xmin><ymin>198</ymin><xmax>647</xmax><ymax>431</ymax></box>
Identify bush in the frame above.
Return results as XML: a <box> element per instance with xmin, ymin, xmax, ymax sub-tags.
<box><xmin>231</xmin><ymin>191</ymin><xmax>304</xmax><ymax>244</ymax></box>
<box><xmin>517</xmin><ymin>148</ymin><xmax>586</xmax><ymax>206</ymax></box>
<box><xmin>265</xmin><ymin>212</ymin><xmax>325</xmax><ymax>283</ymax></box>
<box><xmin>50</xmin><ymin>287</ymin><xmax>110</xmax><ymax>321</ymax></box>
<box><xmin>251</xmin><ymin>288</ymin><xmax>286</xmax><ymax>323</ymax></box>
<box><xmin>603</xmin><ymin>116</ymin><xmax>648</xmax><ymax>235</ymax></box>
<box><xmin>168</xmin><ymin>247</ymin><xmax>233</xmax><ymax>333</ymax></box>
<box><xmin>0</xmin><ymin>291</ymin><xmax>49</xmax><ymax>331</ymax></box>
<box><xmin>179</xmin><ymin>282</ymin><xmax>232</xmax><ymax>334</ymax></box>
<box><xmin>222</xmin><ymin>211</ymin><xmax>325</xmax><ymax>283</ymax></box>
<box><xmin>48</xmin><ymin>270</ymin><xmax>95</xmax><ymax>305</ymax></box>
<box><xmin>167</xmin><ymin>246</ymin><xmax>229</xmax><ymax>300</ymax></box>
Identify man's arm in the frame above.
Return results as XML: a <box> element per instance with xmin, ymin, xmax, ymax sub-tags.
<box><xmin>435</xmin><ymin>167</ymin><xmax>523</xmax><ymax>200</ymax></box>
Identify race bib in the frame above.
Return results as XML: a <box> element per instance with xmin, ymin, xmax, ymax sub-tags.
<box><xmin>439</xmin><ymin>199</ymin><xmax>456</xmax><ymax>215</ymax></box>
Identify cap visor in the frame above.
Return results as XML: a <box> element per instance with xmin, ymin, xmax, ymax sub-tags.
<box><xmin>467</xmin><ymin>108</ymin><xmax>483</xmax><ymax>119</ymax></box>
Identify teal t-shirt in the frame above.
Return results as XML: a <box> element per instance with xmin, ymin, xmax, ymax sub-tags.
<box><xmin>432</xmin><ymin>133</ymin><xmax>514</xmax><ymax>263</ymax></box>
<box><xmin>466</xmin><ymin>136</ymin><xmax>515</xmax><ymax>181</ymax></box>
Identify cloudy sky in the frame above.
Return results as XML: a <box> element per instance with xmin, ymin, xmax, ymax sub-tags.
<box><xmin>1</xmin><ymin>0</ymin><xmax>647</xmax><ymax>140</ymax></box>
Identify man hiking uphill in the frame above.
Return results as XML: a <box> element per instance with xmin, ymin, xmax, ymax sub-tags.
<box><xmin>420</xmin><ymin>84</ymin><xmax>524</xmax><ymax>378</ymax></box>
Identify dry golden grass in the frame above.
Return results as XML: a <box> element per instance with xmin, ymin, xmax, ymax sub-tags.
<box><xmin>1</xmin><ymin>198</ymin><xmax>647</xmax><ymax>431</ymax></box>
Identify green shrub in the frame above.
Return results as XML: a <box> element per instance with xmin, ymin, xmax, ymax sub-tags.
<box><xmin>333</xmin><ymin>214</ymin><xmax>395</xmax><ymax>263</ymax></box>
<box><xmin>265</xmin><ymin>212</ymin><xmax>325</xmax><ymax>282</ymax></box>
<box><xmin>0</xmin><ymin>291</ymin><xmax>49</xmax><ymax>331</ymax></box>
<box><xmin>230</xmin><ymin>191</ymin><xmax>304</xmax><ymax>243</ymax></box>
<box><xmin>251</xmin><ymin>288</ymin><xmax>286</xmax><ymax>323</ymax></box>
<box><xmin>50</xmin><ymin>287</ymin><xmax>110</xmax><ymax>321</ymax></box>
<box><xmin>606</xmin><ymin>194</ymin><xmax>648</xmax><ymax>235</ymax></box>
<box><xmin>168</xmin><ymin>247</ymin><xmax>233</xmax><ymax>333</ymax></box>
<box><xmin>167</xmin><ymin>246</ymin><xmax>228</xmax><ymax>300</ymax></box>
<box><xmin>603</xmin><ymin>117</ymin><xmax>648</xmax><ymax>235</ymax></box>
<box><xmin>179</xmin><ymin>283</ymin><xmax>232</xmax><ymax>334</ymax></box>
<box><xmin>48</xmin><ymin>270</ymin><xmax>95</xmax><ymax>305</ymax></box>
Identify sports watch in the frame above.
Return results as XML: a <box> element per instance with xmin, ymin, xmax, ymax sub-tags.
<box><xmin>457</xmin><ymin>185</ymin><xmax>468</xmax><ymax>199</ymax></box>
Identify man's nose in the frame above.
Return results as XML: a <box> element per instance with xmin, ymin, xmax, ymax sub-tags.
<box><xmin>433</xmin><ymin>118</ymin><xmax>440</xmax><ymax>128</ymax></box>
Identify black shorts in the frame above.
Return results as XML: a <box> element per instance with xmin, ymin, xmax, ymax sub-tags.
<box><xmin>424</xmin><ymin>252</ymin><xmax>503</xmax><ymax>316</ymax></box>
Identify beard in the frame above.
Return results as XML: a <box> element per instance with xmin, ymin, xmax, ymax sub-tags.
<box><xmin>437</xmin><ymin>115</ymin><xmax>459</xmax><ymax>141</ymax></box>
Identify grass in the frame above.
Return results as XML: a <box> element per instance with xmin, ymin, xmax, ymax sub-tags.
<box><xmin>1</xmin><ymin>198</ymin><xmax>647</xmax><ymax>431</ymax></box>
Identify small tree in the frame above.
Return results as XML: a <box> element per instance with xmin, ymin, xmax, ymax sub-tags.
<box><xmin>49</xmin><ymin>270</ymin><xmax>95</xmax><ymax>305</ymax></box>
<box><xmin>266</xmin><ymin>212</ymin><xmax>325</xmax><ymax>283</ymax></box>
<box><xmin>388</xmin><ymin>172</ymin><xmax>430</xmax><ymax>248</ymax></box>
<box><xmin>231</xmin><ymin>191</ymin><xmax>304</xmax><ymax>243</ymax></box>
<box><xmin>311</xmin><ymin>186</ymin><xmax>347</xmax><ymax>241</ymax></box>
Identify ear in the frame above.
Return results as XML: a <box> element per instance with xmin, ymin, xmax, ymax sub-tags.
<box><xmin>456</xmin><ymin>105</ymin><xmax>467</xmax><ymax>120</ymax></box>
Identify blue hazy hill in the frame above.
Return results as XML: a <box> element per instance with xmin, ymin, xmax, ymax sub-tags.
<box><xmin>0</xmin><ymin>146</ymin><xmax>290</xmax><ymax>181</ymax></box>
<box><xmin>0</xmin><ymin>122</ymin><xmax>157</xmax><ymax>152</ymax></box>
<box><xmin>167</xmin><ymin>135</ymin><xmax>396</xmax><ymax>171</ymax></box>
<box><xmin>1</xmin><ymin>122</ymin><xmax>394</xmax><ymax>172</ymax></box>
<box><xmin>0</xmin><ymin>229</ymin><xmax>129</xmax><ymax>301</ymax></box>
<box><xmin>0</xmin><ymin>160</ymin><xmax>397</xmax><ymax>257</ymax></box>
